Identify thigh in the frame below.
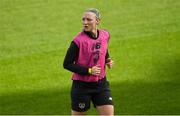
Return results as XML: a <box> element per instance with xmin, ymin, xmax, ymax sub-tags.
<box><xmin>96</xmin><ymin>105</ymin><xmax>114</xmax><ymax>115</ymax></box>
<box><xmin>71</xmin><ymin>93</ymin><xmax>91</xmax><ymax>112</ymax></box>
<box><xmin>71</xmin><ymin>81</ymin><xmax>91</xmax><ymax>112</ymax></box>
<box><xmin>92</xmin><ymin>81</ymin><xmax>113</xmax><ymax>107</ymax></box>
<box><xmin>92</xmin><ymin>89</ymin><xmax>114</xmax><ymax>115</ymax></box>
<box><xmin>92</xmin><ymin>89</ymin><xmax>113</xmax><ymax>107</ymax></box>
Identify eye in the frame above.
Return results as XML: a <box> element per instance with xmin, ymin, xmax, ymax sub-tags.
<box><xmin>87</xmin><ymin>18</ymin><xmax>92</xmax><ymax>21</ymax></box>
<box><xmin>82</xmin><ymin>18</ymin><xmax>93</xmax><ymax>22</ymax></box>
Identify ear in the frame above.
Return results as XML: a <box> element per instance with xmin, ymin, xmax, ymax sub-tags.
<box><xmin>96</xmin><ymin>18</ymin><xmax>100</xmax><ymax>25</ymax></box>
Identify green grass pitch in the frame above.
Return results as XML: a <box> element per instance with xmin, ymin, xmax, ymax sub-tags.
<box><xmin>0</xmin><ymin>0</ymin><xmax>180</xmax><ymax>115</ymax></box>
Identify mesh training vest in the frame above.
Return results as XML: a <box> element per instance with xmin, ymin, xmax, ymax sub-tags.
<box><xmin>72</xmin><ymin>29</ymin><xmax>110</xmax><ymax>82</ymax></box>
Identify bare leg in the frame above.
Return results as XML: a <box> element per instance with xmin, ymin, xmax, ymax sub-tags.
<box><xmin>96</xmin><ymin>105</ymin><xmax>114</xmax><ymax>116</ymax></box>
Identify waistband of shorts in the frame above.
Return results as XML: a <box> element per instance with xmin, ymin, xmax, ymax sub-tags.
<box><xmin>73</xmin><ymin>76</ymin><xmax>107</xmax><ymax>85</ymax></box>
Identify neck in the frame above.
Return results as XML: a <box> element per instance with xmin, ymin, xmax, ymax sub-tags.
<box><xmin>91</xmin><ymin>28</ymin><xmax>98</xmax><ymax>38</ymax></box>
<box><xmin>84</xmin><ymin>28</ymin><xmax>99</xmax><ymax>39</ymax></box>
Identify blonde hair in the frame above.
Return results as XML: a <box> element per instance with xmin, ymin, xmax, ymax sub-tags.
<box><xmin>85</xmin><ymin>8</ymin><xmax>101</xmax><ymax>19</ymax></box>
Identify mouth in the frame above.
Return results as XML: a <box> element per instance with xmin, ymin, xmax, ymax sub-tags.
<box><xmin>84</xmin><ymin>25</ymin><xmax>88</xmax><ymax>29</ymax></box>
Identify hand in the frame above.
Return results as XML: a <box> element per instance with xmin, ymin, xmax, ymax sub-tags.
<box><xmin>91</xmin><ymin>65</ymin><xmax>101</xmax><ymax>76</ymax></box>
<box><xmin>106</xmin><ymin>58</ymin><xmax>114</xmax><ymax>69</ymax></box>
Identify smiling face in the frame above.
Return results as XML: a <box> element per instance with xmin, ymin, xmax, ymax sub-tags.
<box><xmin>82</xmin><ymin>11</ymin><xmax>100</xmax><ymax>32</ymax></box>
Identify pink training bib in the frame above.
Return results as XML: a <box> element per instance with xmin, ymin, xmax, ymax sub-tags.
<box><xmin>72</xmin><ymin>29</ymin><xmax>110</xmax><ymax>82</ymax></box>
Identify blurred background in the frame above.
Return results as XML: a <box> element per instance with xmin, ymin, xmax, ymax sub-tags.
<box><xmin>0</xmin><ymin>0</ymin><xmax>180</xmax><ymax>115</ymax></box>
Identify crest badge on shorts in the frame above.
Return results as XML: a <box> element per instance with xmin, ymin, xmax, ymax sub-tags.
<box><xmin>79</xmin><ymin>103</ymin><xmax>85</xmax><ymax>109</ymax></box>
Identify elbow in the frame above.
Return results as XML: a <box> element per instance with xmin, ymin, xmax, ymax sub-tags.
<box><xmin>63</xmin><ymin>61</ymin><xmax>71</xmax><ymax>70</ymax></box>
<box><xmin>63</xmin><ymin>61</ymin><xmax>67</xmax><ymax>69</ymax></box>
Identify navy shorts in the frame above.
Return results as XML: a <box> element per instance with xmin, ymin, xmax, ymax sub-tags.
<box><xmin>71</xmin><ymin>77</ymin><xmax>113</xmax><ymax>112</ymax></box>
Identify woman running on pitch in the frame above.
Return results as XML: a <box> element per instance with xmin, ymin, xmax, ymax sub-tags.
<box><xmin>63</xmin><ymin>8</ymin><xmax>114</xmax><ymax>115</ymax></box>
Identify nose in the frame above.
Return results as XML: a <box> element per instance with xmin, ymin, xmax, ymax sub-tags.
<box><xmin>83</xmin><ymin>19</ymin><xmax>88</xmax><ymax>25</ymax></box>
